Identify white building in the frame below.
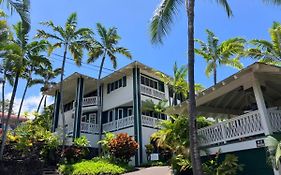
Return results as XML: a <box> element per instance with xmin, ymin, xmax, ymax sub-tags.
<box><xmin>45</xmin><ymin>61</ymin><xmax>177</xmax><ymax>165</ymax></box>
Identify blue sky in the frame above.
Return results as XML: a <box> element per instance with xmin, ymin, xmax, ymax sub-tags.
<box><xmin>3</xmin><ymin>0</ymin><xmax>281</xmax><ymax>113</ymax></box>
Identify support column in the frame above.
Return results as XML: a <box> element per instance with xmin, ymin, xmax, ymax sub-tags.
<box><xmin>133</xmin><ymin>67</ymin><xmax>142</xmax><ymax>166</ymax></box>
<box><xmin>253</xmin><ymin>78</ymin><xmax>272</xmax><ymax>135</ymax></box>
<box><xmin>73</xmin><ymin>77</ymin><xmax>84</xmax><ymax>139</ymax></box>
<box><xmin>52</xmin><ymin>90</ymin><xmax>60</xmax><ymax>132</ymax></box>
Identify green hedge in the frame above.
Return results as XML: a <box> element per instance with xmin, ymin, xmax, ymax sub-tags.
<box><xmin>58</xmin><ymin>158</ymin><xmax>133</xmax><ymax>175</ymax></box>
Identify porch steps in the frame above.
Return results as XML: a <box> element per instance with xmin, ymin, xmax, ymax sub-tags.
<box><xmin>42</xmin><ymin>166</ymin><xmax>59</xmax><ymax>175</ymax></box>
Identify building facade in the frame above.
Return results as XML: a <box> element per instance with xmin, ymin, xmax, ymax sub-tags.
<box><xmin>46</xmin><ymin>61</ymin><xmax>176</xmax><ymax>165</ymax></box>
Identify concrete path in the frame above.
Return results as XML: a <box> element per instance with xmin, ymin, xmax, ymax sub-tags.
<box><xmin>124</xmin><ymin>166</ymin><xmax>172</xmax><ymax>175</ymax></box>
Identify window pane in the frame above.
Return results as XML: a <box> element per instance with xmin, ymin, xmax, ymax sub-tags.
<box><xmin>107</xmin><ymin>84</ymin><xmax>110</xmax><ymax>93</ymax></box>
<box><xmin>118</xmin><ymin>109</ymin><xmax>123</xmax><ymax>119</ymax></box>
<box><xmin>141</xmin><ymin>76</ymin><xmax>144</xmax><ymax>84</ymax></box>
<box><xmin>123</xmin><ymin>76</ymin><xmax>127</xmax><ymax>87</ymax></box>
<box><xmin>119</xmin><ymin>79</ymin><xmax>122</xmax><ymax>88</ymax></box>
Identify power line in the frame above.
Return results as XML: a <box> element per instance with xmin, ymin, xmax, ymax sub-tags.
<box><xmin>51</xmin><ymin>53</ymin><xmax>117</xmax><ymax>73</ymax></box>
<box><xmin>50</xmin><ymin>52</ymin><xmax>127</xmax><ymax>77</ymax></box>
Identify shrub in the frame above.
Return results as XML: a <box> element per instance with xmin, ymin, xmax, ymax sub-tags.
<box><xmin>97</xmin><ymin>132</ymin><xmax>115</xmax><ymax>156</ymax></box>
<box><xmin>58</xmin><ymin>157</ymin><xmax>133</xmax><ymax>175</ymax></box>
<box><xmin>203</xmin><ymin>154</ymin><xmax>243</xmax><ymax>175</ymax></box>
<box><xmin>108</xmin><ymin>133</ymin><xmax>138</xmax><ymax>164</ymax></box>
<box><xmin>73</xmin><ymin>136</ymin><xmax>90</xmax><ymax>147</ymax></box>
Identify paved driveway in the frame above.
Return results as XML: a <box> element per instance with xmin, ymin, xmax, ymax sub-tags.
<box><xmin>123</xmin><ymin>166</ymin><xmax>172</xmax><ymax>175</ymax></box>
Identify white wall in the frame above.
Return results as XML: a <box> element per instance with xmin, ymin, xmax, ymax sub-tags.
<box><xmin>103</xmin><ymin>74</ymin><xmax>134</xmax><ymax>111</ymax></box>
<box><xmin>82</xmin><ymin>133</ymin><xmax>99</xmax><ymax>147</ymax></box>
<box><xmin>141</xmin><ymin>127</ymin><xmax>159</xmax><ymax>163</ymax></box>
<box><xmin>57</xmin><ymin>110</ymin><xmax>74</xmax><ymax>134</ymax></box>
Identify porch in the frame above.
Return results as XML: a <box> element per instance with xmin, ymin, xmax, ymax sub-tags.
<box><xmin>198</xmin><ymin>108</ymin><xmax>281</xmax><ymax>147</ymax></box>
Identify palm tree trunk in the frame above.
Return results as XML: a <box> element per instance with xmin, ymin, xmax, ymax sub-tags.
<box><xmin>36</xmin><ymin>95</ymin><xmax>45</xmax><ymax>113</ymax></box>
<box><xmin>15</xmin><ymin>79</ymin><xmax>29</xmax><ymax>127</ymax></box>
<box><xmin>172</xmin><ymin>92</ymin><xmax>176</xmax><ymax>106</ymax></box>
<box><xmin>214</xmin><ymin>63</ymin><xmax>217</xmax><ymax>85</ymax></box>
<box><xmin>97</xmin><ymin>54</ymin><xmax>106</xmax><ymax>155</ymax></box>
<box><xmin>44</xmin><ymin>95</ymin><xmax>47</xmax><ymax>108</ymax></box>
<box><xmin>0</xmin><ymin>72</ymin><xmax>20</xmax><ymax>160</ymax></box>
<box><xmin>186</xmin><ymin>0</ymin><xmax>204</xmax><ymax>174</ymax></box>
<box><xmin>60</xmin><ymin>45</ymin><xmax>67</xmax><ymax>149</ymax></box>
<box><xmin>1</xmin><ymin>71</ymin><xmax>6</xmax><ymax>130</ymax></box>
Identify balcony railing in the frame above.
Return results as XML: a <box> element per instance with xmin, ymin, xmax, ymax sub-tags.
<box><xmin>140</xmin><ymin>85</ymin><xmax>166</xmax><ymax>100</ymax></box>
<box><xmin>73</xmin><ymin>96</ymin><xmax>98</xmax><ymax>109</ymax></box>
<box><xmin>141</xmin><ymin>115</ymin><xmax>162</xmax><ymax>128</ymax></box>
<box><xmin>197</xmin><ymin>109</ymin><xmax>281</xmax><ymax>147</ymax></box>
<box><xmin>81</xmin><ymin>122</ymin><xmax>99</xmax><ymax>134</ymax></box>
<box><xmin>103</xmin><ymin>116</ymin><xmax>134</xmax><ymax>132</ymax></box>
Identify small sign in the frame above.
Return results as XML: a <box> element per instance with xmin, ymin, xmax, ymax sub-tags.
<box><xmin>150</xmin><ymin>153</ymin><xmax>159</xmax><ymax>161</ymax></box>
<box><xmin>256</xmin><ymin>139</ymin><xmax>265</xmax><ymax>148</ymax></box>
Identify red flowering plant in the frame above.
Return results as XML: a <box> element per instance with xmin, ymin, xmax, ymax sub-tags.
<box><xmin>108</xmin><ymin>133</ymin><xmax>139</xmax><ymax>164</ymax></box>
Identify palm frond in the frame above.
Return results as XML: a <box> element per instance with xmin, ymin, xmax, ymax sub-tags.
<box><xmin>150</xmin><ymin>0</ymin><xmax>184</xmax><ymax>44</ymax></box>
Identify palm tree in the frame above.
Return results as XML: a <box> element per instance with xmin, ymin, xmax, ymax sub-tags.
<box><xmin>265</xmin><ymin>136</ymin><xmax>281</xmax><ymax>170</ymax></box>
<box><xmin>0</xmin><ymin>22</ymin><xmax>26</xmax><ymax>160</ymax></box>
<box><xmin>247</xmin><ymin>21</ymin><xmax>281</xmax><ymax>65</ymax></box>
<box><xmin>15</xmin><ymin>36</ymin><xmax>51</xmax><ymax>126</ymax></box>
<box><xmin>195</xmin><ymin>29</ymin><xmax>245</xmax><ymax>85</ymax></box>
<box><xmin>87</xmin><ymin>23</ymin><xmax>132</xmax><ymax>153</ymax></box>
<box><xmin>0</xmin><ymin>0</ymin><xmax>30</xmax><ymax>31</ymax></box>
<box><xmin>150</xmin><ymin>0</ymin><xmax>233</xmax><ymax>173</ymax></box>
<box><xmin>157</xmin><ymin>62</ymin><xmax>204</xmax><ymax>106</ymax></box>
<box><xmin>35</xmin><ymin>65</ymin><xmax>61</xmax><ymax>113</ymax></box>
<box><xmin>35</xmin><ymin>12</ymin><xmax>92</xmax><ymax>147</ymax></box>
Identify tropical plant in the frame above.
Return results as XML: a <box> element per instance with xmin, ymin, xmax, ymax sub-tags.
<box><xmin>58</xmin><ymin>157</ymin><xmax>134</xmax><ymax>175</ymax></box>
<box><xmin>36</xmin><ymin>12</ymin><xmax>93</xmax><ymax>147</ymax></box>
<box><xmin>13</xmin><ymin>22</ymin><xmax>51</xmax><ymax>126</ymax></box>
<box><xmin>195</xmin><ymin>29</ymin><xmax>245</xmax><ymax>85</ymax></box>
<box><xmin>0</xmin><ymin>0</ymin><xmax>30</xmax><ymax>31</ymax></box>
<box><xmin>265</xmin><ymin>136</ymin><xmax>281</xmax><ymax>169</ymax></box>
<box><xmin>87</xmin><ymin>23</ymin><xmax>132</xmax><ymax>153</ymax></box>
<box><xmin>73</xmin><ymin>136</ymin><xmax>89</xmax><ymax>147</ymax></box>
<box><xmin>35</xmin><ymin>65</ymin><xmax>61</xmax><ymax>113</ymax></box>
<box><xmin>33</xmin><ymin>105</ymin><xmax>54</xmax><ymax>131</ymax></box>
<box><xmin>203</xmin><ymin>154</ymin><xmax>243</xmax><ymax>175</ymax></box>
<box><xmin>247</xmin><ymin>21</ymin><xmax>281</xmax><ymax>65</ymax></box>
<box><xmin>156</xmin><ymin>62</ymin><xmax>204</xmax><ymax>105</ymax></box>
<box><xmin>0</xmin><ymin>21</ymin><xmax>27</xmax><ymax>160</ymax></box>
<box><xmin>150</xmin><ymin>0</ymin><xmax>233</xmax><ymax>173</ymax></box>
<box><xmin>108</xmin><ymin>133</ymin><xmax>139</xmax><ymax>164</ymax></box>
<box><xmin>97</xmin><ymin>132</ymin><xmax>115</xmax><ymax>157</ymax></box>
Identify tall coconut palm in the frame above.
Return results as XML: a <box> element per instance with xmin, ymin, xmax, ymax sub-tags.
<box><xmin>35</xmin><ymin>12</ymin><xmax>92</xmax><ymax>147</ymax></box>
<box><xmin>150</xmin><ymin>0</ymin><xmax>233</xmax><ymax>173</ymax></box>
<box><xmin>157</xmin><ymin>62</ymin><xmax>203</xmax><ymax>106</ymax></box>
<box><xmin>0</xmin><ymin>10</ymin><xmax>10</xmax><ymax>130</ymax></box>
<box><xmin>87</xmin><ymin>23</ymin><xmax>132</xmax><ymax>153</ymax></box>
<box><xmin>0</xmin><ymin>0</ymin><xmax>30</xmax><ymax>31</ymax></box>
<box><xmin>247</xmin><ymin>21</ymin><xmax>281</xmax><ymax>65</ymax></box>
<box><xmin>35</xmin><ymin>65</ymin><xmax>61</xmax><ymax>113</ymax></box>
<box><xmin>15</xmin><ymin>35</ymin><xmax>51</xmax><ymax>126</ymax></box>
<box><xmin>195</xmin><ymin>29</ymin><xmax>245</xmax><ymax>85</ymax></box>
<box><xmin>0</xmin><ymin>22</ymin><xmax>26</xmax><ymax>160</ymax></box>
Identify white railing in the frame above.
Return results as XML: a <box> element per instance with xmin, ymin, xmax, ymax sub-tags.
<box><xmin>73</xmin><ymin>96</ymin><xmax>98</xmax><ymax>108</ymax></box>
<box><xmin>141</xmin><ymin>115</ymin><xmax>162</xmax><ymax>128</ymax></box>
<box><xmin>103</xmin><ymin>116</ymin><xmax>134</xmax><ymax>132</ymax></box>
<box><xmin>269</xmin><ymin>109</ymin><xmax>281</xmax><ymax>132</ymax></box>
<box><xmin>82</xmin><ymin>96</ymin><xmax>98</xmax><ymax>106</ymax></box>
<box><xmin>140</xmin><ymin>85</ymin><xmax>166</xmax><ymax>100</ymax></box>
<box><xmin>81</xmin><ymin>122</ymin><xmax>99</xmax><ymax>134</ymax></box>
<box><xmin>198</xmin><ymin>110</ymin><xmax>264</xmax><ymax>146</ymax></box>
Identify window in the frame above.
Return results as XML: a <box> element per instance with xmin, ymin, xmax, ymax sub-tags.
<box><xmin>89</xmin><ymin>113</ymin><xmax>97</xmax><ymax>124</ymax></box>
<box><xmin>118</xmin><ymin>109</ymin><xmax>123</xmax><ymax>119</ymax></box>
<box><xmin>128</xmin><ymin>108</ymin><xmax>133</xmax><ymax>116</ymax></box>
<box><xmin>108</xmin><ymin>110</ymin><xmax>114</xmax><ymax>122</ymax></box>
<box><xmin>107</xmin><ymin>76</ymin><xmax>127</xmax><ymax>94</ymax></box>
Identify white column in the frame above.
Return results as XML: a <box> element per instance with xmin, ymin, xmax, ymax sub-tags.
<box><xmin>252</xmin><ymin>79</ymin><xmax>272</xmax><ymax>135</ymax></box>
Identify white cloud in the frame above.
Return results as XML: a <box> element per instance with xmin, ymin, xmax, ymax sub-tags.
<box><xmin>5</xmin><ymin>92</ymin><xmax>53</xmax><ymax>115</ymax></box>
